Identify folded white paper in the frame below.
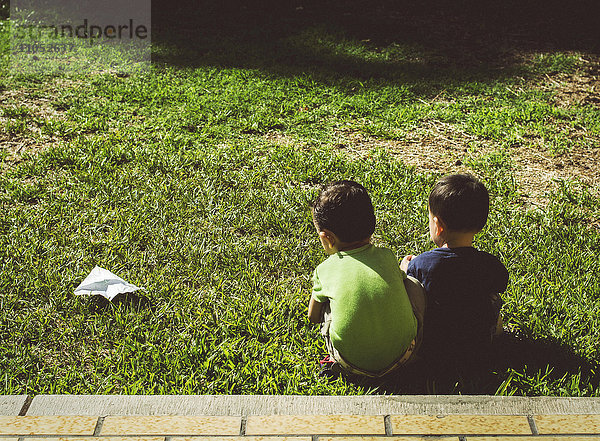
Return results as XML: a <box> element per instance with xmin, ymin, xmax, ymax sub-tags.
<box><xmin>74</xmin><ymin>266</ymin><xmax>144</xmax><ymax>300</ymax></box>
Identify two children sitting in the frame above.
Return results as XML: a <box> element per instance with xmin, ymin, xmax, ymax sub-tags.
<box><xmin>309</xmin><ymin>174</ymin><xmax>509</xmax><ymax>377</ymax></box>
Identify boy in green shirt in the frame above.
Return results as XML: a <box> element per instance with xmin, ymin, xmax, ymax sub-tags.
<box><xmin>309</xmin><ymin>180</ymin><xmax>424</xmax><ymax>377</ymax></box>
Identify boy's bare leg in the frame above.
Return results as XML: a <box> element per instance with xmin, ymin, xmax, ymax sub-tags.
<box><xmin>404</xmin><ymin>276</ymin><xmax>425</xmax><ymax>328</ymax></box>
<box><xmin>494</xmin><ymin>314</ymin><xmax>503</xmax><ymax>336</ymax></box>
<box><xmin>403</xmin><ymin>276</ymin><xmax>426</xmax><ymax>360</ymax></box>
<box><xmin>490</xmin><ymin>293</ymin><xmax>504</xmax><ymax>338</ymax></box>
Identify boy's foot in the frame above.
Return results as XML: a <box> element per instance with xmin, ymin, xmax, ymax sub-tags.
<box><xmin>318</xmin><ymin>355</ymin><xmax>340</xmax><ymax>378</ymax></box>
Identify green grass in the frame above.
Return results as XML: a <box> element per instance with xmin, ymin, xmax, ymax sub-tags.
<box><xmin>1</xmin><ymin>7</ymin><xmax>600</xmax><ymax>395</ymax></box>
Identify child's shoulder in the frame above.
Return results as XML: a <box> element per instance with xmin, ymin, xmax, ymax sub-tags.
<box><xmin>411</xmin><ymin>247</ymin><xmax>505</xmax><ymax>269</ymax></box>
<box><xmin>456</xmin><ymin>248</ymin><xmax>508</xmax><ymax>276</ymax></box>
<box><xmin>370</xmin><ymin>245</ymin><xmax>406</xmax><ymax>264</ymax></box>
<box><xmin>412</xmin><ymin>247</ymin><xmax>449</xmax><ymax>261</ymax></box>
<box><xmin>470</xmin><ymin>247</ymin><xmax>506</xmax><ymax>265</ymax></box>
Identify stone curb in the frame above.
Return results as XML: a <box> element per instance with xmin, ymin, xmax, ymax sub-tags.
<box><xmin>19</xmin><ymin>395</ymin><xmax>600</xmax><ymax>416</ymax></box>
<box><xmin>0</xmin><ymin>395</ymin><xmax>28</xmax><ymax>416</ymax></box>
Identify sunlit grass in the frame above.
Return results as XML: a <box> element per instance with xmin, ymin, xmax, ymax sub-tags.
<box><xmin>1</xmin><ymin>17</ymin><xmax>599</xmax><ymax>395</ymax></box>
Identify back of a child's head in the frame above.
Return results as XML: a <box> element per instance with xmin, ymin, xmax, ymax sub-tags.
<box><xmin>429</xmin><ymin>174</ymin><xmax>489</xmax><ymax>232</ymax></box>
<box><xmin>312</xmin><ymin>180</ymin><xmax>376</xmax><ymax>242</ymax></box>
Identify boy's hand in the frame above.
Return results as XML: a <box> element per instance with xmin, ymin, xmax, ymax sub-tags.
<box><xmin>400</xmin><ymin>254</ymin><xmax>415</xmax><ymax>272</ymax></box>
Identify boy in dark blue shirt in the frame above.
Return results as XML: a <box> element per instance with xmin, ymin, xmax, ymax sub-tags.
<box><xmin>400</xmin><ymin>174</ymin><xmax>509</xmax><ymax>360</ymax></box>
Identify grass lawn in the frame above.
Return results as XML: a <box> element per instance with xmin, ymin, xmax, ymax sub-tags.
<box><xmin>1</xmin><ymin>0</ymin><xmax>599</xmax><ymax>395</ymax></box>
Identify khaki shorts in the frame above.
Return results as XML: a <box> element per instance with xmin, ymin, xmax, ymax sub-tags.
<box><xmin>320</xmin><ymin>276</ymin><xmax>426</xmax><ymax>378</ymax></box>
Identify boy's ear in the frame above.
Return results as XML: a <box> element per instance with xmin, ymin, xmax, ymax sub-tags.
<box><xmin>319</xmin><ymin>229</ymin><xmax>336</xmax><ymax>247</ymax></box>
<box><xmin>433</xmin><ymin>216</ymin><xmax>445</xmax><ymax>235</ymax></box>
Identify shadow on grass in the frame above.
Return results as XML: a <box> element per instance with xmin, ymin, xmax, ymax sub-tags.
<box><xmin>151</xmin><ymin>0</ymin><xmax>598</xmax><ymax>86</ymax></box>
<box><xmin>345</xmin><ymin>331</ymin><xmax>599</xmax><ymax>395</ymax></box>
<box><xmin>87</xmin><ymin>292</ymin><xmax>153</xmax><ymax>313</ymax></box>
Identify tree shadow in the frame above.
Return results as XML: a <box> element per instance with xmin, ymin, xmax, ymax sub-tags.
<box><xmin>151</xmin><ymin>0</ymin><xmax>599</xmax><ymax>87</ymax></box>
<box><xmin>345</xmin><ymin>330</ymin><xmax>599</xmax><ymax>394</ymax></box>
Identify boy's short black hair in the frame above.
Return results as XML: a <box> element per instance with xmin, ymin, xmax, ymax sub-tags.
<box><xmin>312</xmin><ymin>180</ymin><xmax>376</xmax><ymax>243</ymax></box>
<box><xmin>429</xmin><ymin>174</ymin><xmax>489</xmax><ymax>232</ymax></box>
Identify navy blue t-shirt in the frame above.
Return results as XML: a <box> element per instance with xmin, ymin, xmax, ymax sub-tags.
<box><xmin>407</xmin><ymin>247</ymin><xmax>509</xmax><ymax>355</ymax></box>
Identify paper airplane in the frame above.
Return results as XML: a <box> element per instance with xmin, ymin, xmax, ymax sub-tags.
<box><xmin>74</xmin><ymin>266</ymin><xmax>144</xmax><ymax>301</ymax></box>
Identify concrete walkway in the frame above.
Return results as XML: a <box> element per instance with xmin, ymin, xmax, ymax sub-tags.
<box><xmin>3</xmin><ymin>395</ymin><xmax>600</xmax><ymax>438</ymax></box>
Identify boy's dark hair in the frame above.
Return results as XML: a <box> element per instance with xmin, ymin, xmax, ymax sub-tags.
<box><xmin>429</xmin><ymin>174</ymin><xmax>489</xmax><ymax>232</ymax></box>
<box><xmin>312</xmin><ymin>180</ymin><xmax>376</xmax><ymax>242</ymax></box>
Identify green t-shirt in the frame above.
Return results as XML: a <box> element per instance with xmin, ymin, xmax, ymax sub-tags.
<box><xmin>312</xmin><ymin>244</ymin><xmax>417</xmax><ymax>372</ymax></box>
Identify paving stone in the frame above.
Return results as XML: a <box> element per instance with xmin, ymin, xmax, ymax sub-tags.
<box><xmin>173</xmin><ymin>438</ymin><xmax>310</xmax><ymax>441</ymax></box>
<box><xmin>0</xmin><ymin>395</ymin><xmax>28</xmax><ymax>416</ymax></box>
<box><xmin>25</xmin><ymin>438</ymin><xmax>164</xmax><ymax>441</ymax></box>
<box><xmin>100</xmin><ymin>416</ymin><xmax>241</xmax><ymax>435</ymax></box>
<box><xmin>245</xmin><ymin>415</ymin><xmax>385</xmax><ymax>435</ymax></box>
<box><xmin>535</xmin><ymin>415</ymin><xmax>600</xmax><ymax>434</ymax></box>
<box><xmin>391</xmin><ymin>415</ymin><xmax>532</xmax><ymax>435</ymax></box>
<box><xmin>467</xmin><ymin>437</ymin><xmax>600</xmax><ymax>441</ymax></box>
<box><xmin>320</xmin><ymin>438</ymin><xmax>459</xmax><ymax>441</ymax></box>
<box><xmin>0</xmin><ymin>416</ymin><xmax>98</xmax><ymax>435</ymax></box>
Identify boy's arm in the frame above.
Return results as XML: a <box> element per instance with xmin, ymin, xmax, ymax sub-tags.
<box><xmin>308</xmin><ymin>297</ymin><xmax>325</xmax><ymax>324</ymax></box>
<box><xmin>400</xmin><ymin>254</ymin><xmax>415</xmax><ymax>272</ymax></box>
